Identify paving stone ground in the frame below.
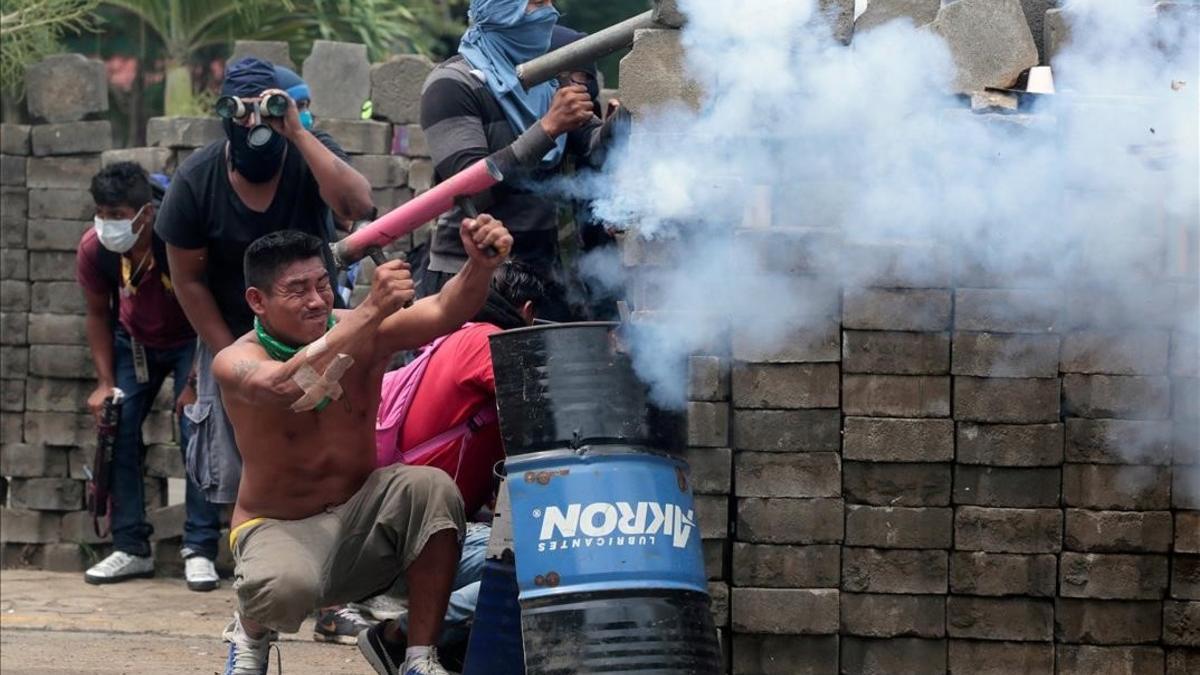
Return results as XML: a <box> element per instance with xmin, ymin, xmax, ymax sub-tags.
<box><xmin>0</xmin><ymin>570</ymin><xmax>368</xmax><ymax>674</ymax></box>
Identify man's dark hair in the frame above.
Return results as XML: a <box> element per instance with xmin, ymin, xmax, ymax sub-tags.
<box><xmin>493</xmin><ymin>260</ymin><xmax>563</xmax><ymax>310</ymax></box>
<box><xmin>90</xmin><ymin>161</ymin><xmax>153</xmax><ymax>210</ymax></box>
<box><xmin>473</xmin><ymin>260</ymin><xmax>568</xmax><ymax>329</ymax></box>
<box><xmin>243</xmin><ymin>231</ymin><xmax>327</xmax><ymax>292</ymax></box>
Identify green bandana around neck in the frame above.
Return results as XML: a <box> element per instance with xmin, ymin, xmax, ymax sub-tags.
<box><xmin>254</xmin><ymin>314</ymin><xmax>338</xmax><ymax>411</ymax></box>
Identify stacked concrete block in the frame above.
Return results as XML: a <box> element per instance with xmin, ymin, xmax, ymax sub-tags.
<box><xmin>837</xmin><ymin>241</ymin><xmax>952</xmax><ymax>673</ymax></box>
<box><xmin>23</xmin><ymin>54</ymin><xmax>108</xmax><ymax>124</ymax></box>
<box><xmin>929</xmin><ymin>0</ymin><xmax>1040</xmax><ymax>93</ymax></box>
<box><xmin>370</xmin><ymin>55</ymin><xmax>435</xmax><ymax>126</ymax></box>
<box><xmin>304</xmin><ymin>41</ymin><xmax>372</xmax><ymax>120</ymax></box>
<box><xmin>3</xmin><ymin>58</ymin><xmax>108</xmax><ymax>567</ymax></box>
<box><xmin>684</xmin><ymin>354</ymin><xmax>734</xmax><ymax>653</ymax></box>
<box><xmin>313</xmin><ymin>48</ymin><xmax>436</xmax><ymax>301</ymax></box>
<box><xmin>350</xmin><ymin>153</ymin><xmax>411</xmax><ymax>223</ymax></box>
<box><xmin>1</xmin><ymin>123</ymin><xmax>32</xmax><ymax>465</ymax></box>
<box><xmin>727</xmin><ymin>228</ymin><xmax>842</xmax><ymax>673</ymax></box>
<box><xmin>1056</xmin><ymin>307</ymin><xmax>1178</xmax><ymax>667</ymax></box>
<box><xmin>146</xmin><ymin>116</ymin><xmax>223</xmax><ymax>168</ymax></box>
<box><xmin>1168</xmin><ymin>281</ymin><xmax>1200</xmax><ymax>669</ymax></box>
<box><xmin>2</xmin><ymin>55</ymin><xmax>188</xmax><ymax>570</ymax></box>
<box><xmin>619</xmin><ymin>28</ymin><xmax>704</xmax><ymax>117</ymax></box>
<box><xmin>15</xmin><ymin>57</ymin><xmax>113</xmax><ymax>534</ymax></box>
<box><xmin>949</xmin><ymin>285</ymin><xmax>1062</xmax><ymax>671</ymax></box>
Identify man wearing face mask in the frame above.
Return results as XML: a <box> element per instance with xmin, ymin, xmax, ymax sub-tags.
<box><xmin>417</xmin><ymin>0</ymin><xmax>626</xmax><ymax>306</ymax></box>
<box><xmin>76</xmin><ymin>162</ymin><xmax>224</xmax><ymax>591</ymax></box>
<box><xmin>155</xmin><ymin>57</ymin><xmax>373</xmax><ymax>510</ymax></box>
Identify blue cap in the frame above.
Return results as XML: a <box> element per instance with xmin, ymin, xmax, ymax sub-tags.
<box><xmin>222</xmin><ymin>58</ymin><xmax>278</xmax><ymax>97</ymax></box>
<box><xmin>273</xmin><ymin>65</ymin><xmax>311</xmax><ymax>103</ymax></box>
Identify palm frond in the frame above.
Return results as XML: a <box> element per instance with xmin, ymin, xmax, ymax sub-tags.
<box><xmin>0</xmin><ymin>0</ymin><xmax>99</xmax><ymax>95</ymax></box>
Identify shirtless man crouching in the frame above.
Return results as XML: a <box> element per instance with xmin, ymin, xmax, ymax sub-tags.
<box><xmin>212</xmin><ymin>216</ymin><xmax>513</xmax><ymax>675</ymax></box>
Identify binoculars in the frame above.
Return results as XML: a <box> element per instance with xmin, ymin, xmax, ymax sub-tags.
<box><xmin>215</xmin><ymin>93</ymin><xmax>289</xmax><ymax>120</ymax></box>
<box><xmin>216</xmin><ymin>93</ymin><xmax>290</xmax><ymax>149</ymax></box>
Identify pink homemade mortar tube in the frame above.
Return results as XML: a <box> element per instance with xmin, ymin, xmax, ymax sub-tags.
<box><xmin>331</xmin><ymin>156</ymin><xmax>505</xmax><ymax>267</ymax></box>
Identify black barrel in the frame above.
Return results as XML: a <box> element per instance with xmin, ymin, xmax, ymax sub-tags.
<box><xmin>489</xmin><ymin>322</ymin><xmax>682</xmax><ymax>454</ymax></box>
<box><xmin>521</xmin><ymin>590</ymin><xmax>722</xmax><ymax>675</ymax></box>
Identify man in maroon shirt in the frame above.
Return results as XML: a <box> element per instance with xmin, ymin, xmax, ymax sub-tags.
<box><xmin>76</xmin><ymin>162</ymin><xmax>222</xmax><ymax>591</ymax></box>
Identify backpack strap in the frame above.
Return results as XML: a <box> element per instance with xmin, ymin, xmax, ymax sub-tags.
<box><xmin>375</xmin><ymin>327</ymin><xmax>475</xmax><ymax>466</ymax></box>
<box><xmin>400</xmin><ymin>401</ymin><xmax>499</xmax><ymax>477</ymax></box>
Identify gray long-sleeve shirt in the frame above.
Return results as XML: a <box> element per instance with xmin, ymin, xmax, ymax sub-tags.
<box><xmin>419</xmin><ymin>55</ymin><xmax>616</xmax><ymax>274</ymax></box>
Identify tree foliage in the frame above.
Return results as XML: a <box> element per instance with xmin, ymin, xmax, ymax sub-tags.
<box><xmin>98</xmin><ymin>0</ymin><xmax>469</xmax><ymax>114</ymax></box>
<box><xmin>256</xmin><ymin>0</ymin><xmax>467</xmax><ymax>62</ymax></box>
<box><xmin>0</xmin><ymin>0</ymin><xmax>99</xmax><ymax>95</ymax></box>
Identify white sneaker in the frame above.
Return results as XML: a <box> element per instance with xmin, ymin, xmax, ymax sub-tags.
<box><xmin>185</xmin><ymin>555</ymin><xmax>220</xmax><ymax>592</ymax></box>
<box><xmin>402</xmin><ymin>649</ymin><xmax>449</xmax><ymax>675</ymax></box>
<box><xmin>84</xmin><ymin>551</ymin><xmax>154</xmax><ymax>585</ymax></box>
<box><xmin>222</xmin><ymin>613</ymin><xmax>278</xmax><ymax>675</ymax></box>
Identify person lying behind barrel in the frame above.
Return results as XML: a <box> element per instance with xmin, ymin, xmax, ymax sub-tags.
<box><xmin>210</xmin><ymin>216</ymin><xmax>513</xmax><ymax>675</ymax></box>
<box><xmin>366</xmin><ymin>261</ymin><xmax>564</xmax><ymax>660</ymax></box>
<box><xmin>377</xmin><ymin>259</ymin><xmax>565</xmax><ymax>516</ymax></box>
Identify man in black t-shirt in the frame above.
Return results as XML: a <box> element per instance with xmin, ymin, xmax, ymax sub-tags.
<box><xmin>156</xmin><ymin>58</ymin><xmax>373</xmax><ymax>510</ymax></box>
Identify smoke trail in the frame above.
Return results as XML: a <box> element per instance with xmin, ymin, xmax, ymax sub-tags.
<box><xmin>555</xmin><ymin>0</ymin><xmax>1197</xmax><ymax>482</ymax></box>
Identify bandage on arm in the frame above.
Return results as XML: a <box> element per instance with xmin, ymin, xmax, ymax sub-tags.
<box><xmin>290</xmin><ymin>353</ymin><xmax>354</xmax><ymax>412</ymax></box>
<box><xmin>229</xmin><ymin>302</ymin><xmax>388</xmax><ymax>411</ymax></box>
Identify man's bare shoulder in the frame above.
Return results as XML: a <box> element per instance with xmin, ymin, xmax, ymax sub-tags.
<box><xmin>212</xmin><ymin>334</ymin><xmax>269</xmax><ymax>387</ymax></box>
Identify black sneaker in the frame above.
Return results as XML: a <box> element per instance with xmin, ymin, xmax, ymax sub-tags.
<box><xmin>313</xmin><ymin>605</ymin><xmax>375</xmax><ymax>645</ymax></box>
<box><xmin>357</xmin><ymin>620</ymin><xmax>406</xmax><ymax>675</ymax></box>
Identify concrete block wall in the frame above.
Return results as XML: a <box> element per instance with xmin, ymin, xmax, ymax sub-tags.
<box><xmin>619</xmin><ymin>4</ymin><xmax>1199</xmax><ymax>672</ymax></box>
<box><xmin>0</xmin><ymin>43</ymin><xmax>435</xmax><ymax>572</ymax></box>
<box><xmin>629</xmin><ymin>214</ymin><xmax>1199</xmax><ymax>675</ymax></box>
<box><xmin>0</xmin><ymin>54</ymin><xmax>183</xmax><ymax>571</ymax></box>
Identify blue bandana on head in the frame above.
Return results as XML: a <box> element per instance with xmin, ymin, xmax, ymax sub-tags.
<box><xmin>273</xmin><ymin>65</ymin><xmax>313</xmax><ymax>129</ymax></box>
<box><xmin>223</xmin><ymin>58</ymin><xmax>278</xmax><ymax>97</ymax></box>
<box><xmin>273</xmin><ymin>65</ymin><xmax>311</xmax><ymax>104</ymax></box>
<box><xmin>459</xmin><ymin>0</ymin><xmax>565</xmax><ymax>168</ymax></box>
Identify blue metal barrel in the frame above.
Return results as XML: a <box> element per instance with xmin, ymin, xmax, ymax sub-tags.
<box><xmin>505</xmin><ymin>447</ymin><xmax>707</xmax><ymax>600</ymax></box>
<box><xmin>489</xmin><ymin>323</ymin><xmax>720</xmax><ymax>674</ymax></box>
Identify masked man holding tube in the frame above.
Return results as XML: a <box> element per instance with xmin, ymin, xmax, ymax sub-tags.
<box><xmin>417</xmin><ymin>0</ymin><xmax>626</xmax><ymax>305</ymax></box>
<box><xmin>155</xmin><ymin>58</ymin><xmax>374</xmax><ymax>513</ymax></box>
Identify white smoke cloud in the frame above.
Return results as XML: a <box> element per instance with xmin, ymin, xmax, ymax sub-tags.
<box><xmin>554</xmin><ymin>0</ymin><xmax>1197</xmax><ymax>484</ymax></box>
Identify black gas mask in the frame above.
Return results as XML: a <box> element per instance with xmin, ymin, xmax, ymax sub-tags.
<box><xmin>218</xmin><ymin>57</ymin><xmax>291</xmax><ymax>183</ymax></box>
<box><xmin>219</xmin><ymin>102</ymin><xmax>286</xmax><ymax>183</ymax></box>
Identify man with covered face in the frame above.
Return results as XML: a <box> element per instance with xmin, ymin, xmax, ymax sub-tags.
<box><xmin>417</xmin><ymin>0</ymin><xmax>624</xmax><ymax>306</ymax></box>
<box><xmin>155</xmin><ymin>57</ymin><xmax>374</xmax><ymax>512</ymax></box>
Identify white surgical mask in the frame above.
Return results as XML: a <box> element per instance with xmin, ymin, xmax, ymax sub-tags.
<box><xmin>93</xmin><ymin>204</ymin><xmax>146</xmax><ymax>254</ymax></box>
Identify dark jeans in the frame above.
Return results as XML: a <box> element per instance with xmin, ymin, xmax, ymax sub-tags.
<box><xmin>111</xmin><ymin>329</ymin><xmax>222</xmax><ymax>559</ymax></box>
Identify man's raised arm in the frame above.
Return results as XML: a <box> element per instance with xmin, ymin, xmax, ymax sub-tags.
<box><xmin>213</xmin><ymin>261</ymin><xmax>416</xmax><ymax>409</ymax></box>
<box><xmin>375</xmin><ymin>215</ymin><xmax>513</xmax><ymax>355</ymax></box>
<box><xmin>262</xmin><ymin>89</ymin><xmax>373</xmax><ymax>221</ymax></box>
